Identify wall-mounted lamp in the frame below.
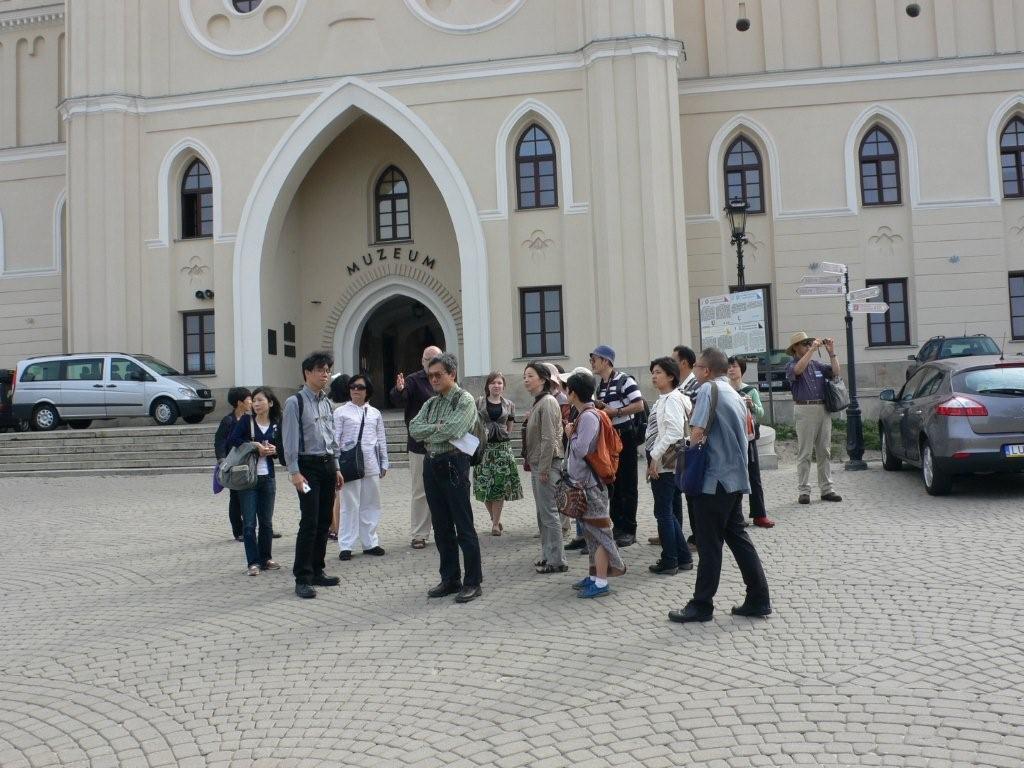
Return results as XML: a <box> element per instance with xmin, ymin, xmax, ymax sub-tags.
<box><xmin>195</xmin><ymin>289</ymin><xmax>215</xmax><ymax>300</ymax></box>
<box><xmin>736</xmin><ymin>2</ymin><xmax>750</xmax><ymax>31</ymax></box>
<box><xmin>905</xmin><ymin>3</ymin><xmax>921</xmax><ymax>18</ymax></box>
<box><xmin>205</xmin><ymin>289</ymin><xmax>214</xmax><ymax>299</ymax></box>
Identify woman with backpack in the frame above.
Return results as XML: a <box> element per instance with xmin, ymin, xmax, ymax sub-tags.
<box><xmin>226</xmin><ymin>387</ymin><xmax>282</xmax><ymax>576</ymax></box>
<box><xmin>473</xmin><ymin>372</ymin><xmax>522</xmax><ymax>536</ymax></box>
<box><xmin>335</xmin><ymin>374</ymin><xmax>389</xmax><ymax>560</ymax></box>
<box><xmin>727</xmin><ymin>357</ymin><xmax>775</xmax><ymax>529</ymax></box>
<box><xmin>522</xmin><ymin>362</ymin><xmax>567</xmax><ymax>574</ymax></box>
<box><xmin>563</xmin><ymin>370</ymin><xmax>625</xmax><ymax>598</ymax></box>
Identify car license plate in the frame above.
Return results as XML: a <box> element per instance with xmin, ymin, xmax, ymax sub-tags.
<box><xmin>204</xmin><ymin>400</ymin><xmax>214</xmax><ymax>408</ymax></box>
<box><xmin>1003</xmin><ymin>444</ymin><xmax>1024</xmax><ymax>458</ymax></box>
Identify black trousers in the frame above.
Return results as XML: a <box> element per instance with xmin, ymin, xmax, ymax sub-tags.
<box><xmin>745</xmin><ymin>440</ymin><xmax>768</xmax><ymax>518</ymax></box>
<box><xmin>691</xmin><ymin>483</ymin><xmax>770</xmax><ymax>613</ymax></box>
<box><xmin>292</xmin><ymin>456</ymin><xmax>336</xmax><ymax>585</ymax></box>
<box><xmin>610</xmin><ymin>426</ymin><xmax>639</xmax><ymax>537</ymax></box>
<box><xmin>228</xmin><ymin>489</ymin><xmax>243</xmax><ymax>538</ymax></box>
<box><xmin>423</xmin><ymin>452</ymin><xmax>482</xmax><ymax>587</ymax></box>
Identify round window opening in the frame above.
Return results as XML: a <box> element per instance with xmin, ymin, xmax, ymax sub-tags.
<box><xmin>232</xmin><ymin>0</ymin><xmax>262</xmax><ymax>13</ymax></box>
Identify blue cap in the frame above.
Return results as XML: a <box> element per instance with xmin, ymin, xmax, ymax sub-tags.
<box><xmin>591</xmin><ymin>344</ymin><xmax>616</xmax><ymax>363</ymax></box>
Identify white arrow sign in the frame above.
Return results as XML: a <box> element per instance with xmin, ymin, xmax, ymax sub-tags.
<box><xmin>849</xmin><ymin>301</ymin><xmax>889</xmax><ymax>314</ymax></box>
<box><xmin>847</xmin><ymin>286</ymin><xmax>882</xmax><ymax>301</ymax></box>
<box><xmin>801</xmin><ymin>275</ymin><xmax>843</xmax><ymax>285</ymax></box>
<box><xmin>797</xmin><ymin>284</ymin><xmax>845</xmax><ymax>297</ymax></box>
<box><xmin>818</xmin><ymin>261</ymin><xmax>848</xmax><ymax>275</ymax></box>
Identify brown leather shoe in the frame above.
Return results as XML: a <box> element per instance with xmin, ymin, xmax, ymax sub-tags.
<box><xmin>648</xmin><ymin>536</ymin><xmax>660</xmax><ymax>545</ymax></box>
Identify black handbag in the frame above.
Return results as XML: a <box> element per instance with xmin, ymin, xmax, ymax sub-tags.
<box><xmin>824</xmin><ymin>377</ymin><xmax>850</xmax><ymax>413</ymax></box>
<box><xmin>674</xmin><ymin>383</ymin><xmax>718</xmax><ymax>495</ymax></box>
<box><xmin>338</xmin><ymin>408</ymin><xmax>366</xmax><ymax>482</ymax></box>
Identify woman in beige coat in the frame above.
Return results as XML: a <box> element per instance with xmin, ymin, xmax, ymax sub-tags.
<box><xmin>522</xmin><ymin>362</ymin><xmax>566</xmax><ymax>573</ymax></box>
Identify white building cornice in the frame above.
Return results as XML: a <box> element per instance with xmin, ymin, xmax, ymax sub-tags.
<box><xmin>0</xmin><ymin>3</ymin><xmax>64</xmax><ymax>30</ymax></box>
<box><xmin>60</xmin><ymin>35</ymin><xmax>684</xmax><ymax>120</ymax></box>
<box><xmin>0</xmin><ymin>142</ymin><xmax>65</xmax><ymax>164</ymax></box>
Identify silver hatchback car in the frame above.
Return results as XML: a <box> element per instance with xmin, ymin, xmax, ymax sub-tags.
<box><xmin>878</xmin><ymin>356</ymin><xmax>1024</xmax><ymax>495</ymax></box>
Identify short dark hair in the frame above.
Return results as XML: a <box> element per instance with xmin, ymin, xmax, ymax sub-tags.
<box><xmin>650</xmin><ymin>356</ymin><xmax>680</xmax><ymax>387</ymax></box>
<box><xmin>673</xmin><ymin>345</ymin><xmax>696</xmax><ymax>367</ymax></box>
<box><xmin>301</xmin><ymin>351</ymin><xmax>334</xmax><ymax>375</ymax></box>
<box><xmin>227</xmin><ymin>387</ymin><xmax>252</xmax><ymax>407</ymax></box>
<box><xmin>565</xmin><ymin>371</ymin><xmax>596</xmax><ymax>402</ymax></box>
<box><xmin>252</xmin><ymin>386</ymin><xmax>282</xmax><ymax>423</ymax></box>
<box><xmin>700</xmin><ymin>347</ymin><xmax>729</xmax><ymax>376</ymax></box>
<box><xmin>525</xmin><ymin>361</ymin><xmax>554</xmax><ymax>394</ymax></box>
<box><xmin>727</xmin><ymin>356</ymin><xmax>747</xmax><ymax>375</ymax></box>
<box><xmin>328</xmin><ymin>374</ymin><xmax>351</xmax><ymax>404</ymax></box>
<box><xmin>429</xmin><ymin>352</ymin><xmax>458</xmax><ymax>375</ymax></box>
<box><xmin>349</xmin><ymin>373</ymin><xmax>374</xmax><ymax>399</ymax></box>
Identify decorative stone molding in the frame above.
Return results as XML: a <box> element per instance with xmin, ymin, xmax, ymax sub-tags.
<box><xmin>401</xmin><ymin>0</ymin><xmax>525</xmax><ymax>35</ymax></box>
<box><xmin>180</xmin><ymin>255</ymin><xmax>210</xmax><ymax>283</ymax></box>
<box><xmin>178</xmin><ymin>0</ymin><xmax>306</xmax><ymax>58</ymax></box>
<box><xmin>867</xmin><ymin>226</ymin><xmax>904</xmax><ymax>260</ymax></box>
<box><xmin>0</xmin><ymin>4</ymin><xmax>64</xmax><ymax>30</ymax></box>
<box><xmin>522</xmin><ymin>230</ymin><xmax>554</xmax><ymax>256</ymax></box>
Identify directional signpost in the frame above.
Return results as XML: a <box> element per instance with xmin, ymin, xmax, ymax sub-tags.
<box><xmin>794</xmin><ymin>260</ymin><xmax>879</xmax><ymax>471</ymax></box>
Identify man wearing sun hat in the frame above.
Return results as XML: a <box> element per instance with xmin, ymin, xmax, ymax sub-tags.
<box><xmin>785</xmin><ymin>331</ymin><xmax>843</xmax><ymax>505</ymax></box>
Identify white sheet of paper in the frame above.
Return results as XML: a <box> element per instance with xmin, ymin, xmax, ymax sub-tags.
<box><xmin>450</xmin><ymin>432</ymin><xmax>479</xmax><ymax>456</ymax></box>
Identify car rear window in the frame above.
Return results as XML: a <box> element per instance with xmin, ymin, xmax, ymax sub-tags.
<box><xmin>20</xmin><ymin>361</ymin><xmax>61</xmax><ymax>382</ymax></box>
<box><xmin>940</xmin><ymin>338</ymin><xmax>1000</xmax><ymax>357</ymax></box>
<box><xmin>956</xmin><ymin>366</ymin><xmax>1024</xmax><ymax>395</ymax></box>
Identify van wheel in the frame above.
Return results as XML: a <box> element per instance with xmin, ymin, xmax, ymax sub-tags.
<box><xmin>921</xmin><ymin>439</ymin><xmax>952</xmax><ymax>496</ymax></box>
<box><xmin>31</xmin><ymin>404</ymin><xmax>60</xmax><ymax>431</ymax></box>
<box><xmin>152</xmin><ymin>398</ymin><xmax>179</xmax><ymax>426</ymax></box>
<box><xmin>68</xmin><ymin>420</ymin><xmax>93</xmax><ymax>430</ymax></box>
<box><xmin>182</xmin><ymin>414</ymin><xmax>205</xmax><ymax>424</ymax></box>
<box><xmin>880</xmin><ymin>426</ymin><xmax>902</xmax><ymax>471</ymax></box>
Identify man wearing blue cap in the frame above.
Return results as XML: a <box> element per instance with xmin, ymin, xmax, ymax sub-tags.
<box><xmin>590</xmin><ymin>344</ymin><xmax>646</xmax><ymax>548</ymax></box>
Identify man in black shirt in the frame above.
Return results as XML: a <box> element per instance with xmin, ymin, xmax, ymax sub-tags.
<box><xmin>590</xmin><ymin>344</ymin><xmax>645</xmax><ymax>548</ymax></box>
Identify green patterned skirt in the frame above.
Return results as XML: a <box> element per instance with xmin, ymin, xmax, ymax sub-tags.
<box><xmin>473</xmin><ymin>440</ymin><xmax>523</xmax><ymax>502</ymax></box>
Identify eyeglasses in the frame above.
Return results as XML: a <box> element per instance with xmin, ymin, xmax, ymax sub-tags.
<box><xmin>349</xmin><ymin>384</ymin><xmax>366</xmax><ymax>390</ymax></box>
<box><xmin>800</xmin><ymin>340</ymin><xmax>815</xmax><ymax>347</ymax></box>
<box><xmin>427</xmin><ymin>372</ymin><xmax>445</xmax><ymax>380</ymax></box>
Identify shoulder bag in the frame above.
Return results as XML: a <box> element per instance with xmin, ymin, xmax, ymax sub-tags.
<box><xmin>338</xmin><ymin>406</ymin><xmax>366</xmax><ymax>482</ymax></box>
<box><xmin>824</xmin><ymin>376</ymin><xmax>850</xmax><ymax>413</ymax></box>
<box><xmin>218</xmin><ymin>416</ymin><xmax>260</xmax><ymax>491</ymax></box>
<box><xmin>674</xmin><ymin>383</ymin><xmax>719</xmax><ymax>496</ymax></box>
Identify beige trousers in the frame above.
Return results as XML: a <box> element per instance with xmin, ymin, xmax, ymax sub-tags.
<box><xmin>409</xmin><ymin>452</ymin><xmax>432</xmax><ymax>541</ymax></box>
<box><xmin>794</xmin><ymin>403</ymin><xmax>833</xmax><ymax>495</ymax></box>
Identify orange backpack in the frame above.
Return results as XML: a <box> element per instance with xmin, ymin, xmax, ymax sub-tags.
<box><xmin>581</xmin><ymin>408</ymin><xmax>623</xmax><ymax>486</ymax></box>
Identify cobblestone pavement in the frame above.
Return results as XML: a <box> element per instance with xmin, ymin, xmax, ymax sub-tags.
<box><xmin>2</xmin><ymin>462</ymin><xmax>1023</xmax><ymax>768</ymax></box>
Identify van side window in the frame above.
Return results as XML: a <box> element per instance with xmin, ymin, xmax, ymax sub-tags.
<box><xmin>111</xmin><ymin>358</ymin><xmax>148</xmax><ymax>382</ymax></box>
<box><xmin>62</xmin><ymin>359</ymin><xmax>104</xmax><ymax>381</ymax></box>
<box><xmin>21</xmin><ymin>361</ymin><xmax>61</xmax><ymax>382</ymax></box>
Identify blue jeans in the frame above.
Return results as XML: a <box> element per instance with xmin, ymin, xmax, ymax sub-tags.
<box><xmin>240</xmin><ymin>473</ymin><xmax>275</xmax><ymax>567</ymax></box>
<box><xmin>651</xmin><ymin>472</ymin><xmax>691</xmax><ymax>568</ymax></box>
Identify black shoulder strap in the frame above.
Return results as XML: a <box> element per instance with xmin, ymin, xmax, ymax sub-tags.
<box><xmin>356</xmin><ymin>406</ymin><xmax>366</xmax><ymax>445</ymax></box>
<box><xmin>295</xmin><ymin>391</ymin><xmax>305</xmax><ymax>454</ymax></box>
<box><xmin>706</xmin><ymin>382</ymin><xmax>719</xmax><ymax>435</ymax></box>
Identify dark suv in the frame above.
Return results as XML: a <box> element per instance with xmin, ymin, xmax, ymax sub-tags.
<box><xmin>906</xmin><ymin>335</ymin><xmax>1001</xmax><ymax>380</ymax></box>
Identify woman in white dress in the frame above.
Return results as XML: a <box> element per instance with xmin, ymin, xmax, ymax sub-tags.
<box><xmin>335</xmin><ymin>374</ymin><xmax>389</xmax><ymax>560</ymax></box>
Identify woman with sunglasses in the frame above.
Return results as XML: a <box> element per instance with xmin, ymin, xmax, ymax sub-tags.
<box><xmin>334</xmin><ymin>374</ymin><xmax>389</xmax><ymax>560</ymax></box>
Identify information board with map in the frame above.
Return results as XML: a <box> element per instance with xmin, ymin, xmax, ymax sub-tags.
<box><xmin>698</xmin><ymin>289</ymin><xmax>768</xmax><ymax>357</ymax></box>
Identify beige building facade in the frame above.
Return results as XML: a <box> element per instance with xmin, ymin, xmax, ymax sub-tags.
<box><xmin>2</xmin><ymin>0</ymin><xmax>1024</xmax><ymax>404</ymax></box>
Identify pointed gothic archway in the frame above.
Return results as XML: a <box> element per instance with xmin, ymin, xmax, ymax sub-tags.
<box><xmin>232</xmin><ymin>77</ymin><xmax>490</xmax><ymax>384</ymax></box>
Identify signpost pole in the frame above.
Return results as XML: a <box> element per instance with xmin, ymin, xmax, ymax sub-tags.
<box><xmin>843</xmin><ymin>270</ymin><xmax>868</xmax><ymax>471</ymax></box>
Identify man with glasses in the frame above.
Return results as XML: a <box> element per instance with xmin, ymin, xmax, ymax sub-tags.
<box><xmin>408</xmin><ymin>352</ymin><xmax>483</xmax><ymax>604</ymax></box>
<box><xmin>391</xmin><ymin>345</ymin><xmax>442</xmax><ymax>549</ymax></box>
<box><xmin>785</xmin><ymin>332</ymin><xmax>843</xmax><ymax>506</ymax></box>
<box><xmin>283</xmin><ymin>351</ymin><xmax>344</xmax><ymax>599</ymax></box>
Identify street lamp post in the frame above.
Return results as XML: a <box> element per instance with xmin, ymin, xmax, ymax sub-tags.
<box><xmin>724</xmin><ymin>199</ymin><xmax>748</xmax><ymax>288</ymax></box>
<box><xmin>843</xmin><ymin>268</ymin><xmax>868</xmax><ymax>471</ymax></box>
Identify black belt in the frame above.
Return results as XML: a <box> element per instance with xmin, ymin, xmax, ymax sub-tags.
<box><xmin>299</xmin><ymin>454</ymin><xmax>332</xmax><ymax>462</ymax></box>
<box><xmin>793</xmin><ymin>399</ymin><xmax>824</xmax><ymax>405</ymax></box>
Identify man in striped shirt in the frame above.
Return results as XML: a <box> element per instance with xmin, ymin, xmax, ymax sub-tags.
<box><xmin>590</xmin><ymin>344</ymin><xmax>646</xmax><ymax>548</ymax></box>
<box><xmin>408</xmin><ymin>352</ymin><xmax>483</xmax><ymax>604</ymax></box>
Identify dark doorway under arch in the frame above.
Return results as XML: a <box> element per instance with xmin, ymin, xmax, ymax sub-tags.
<box><xmin>357</xmin><ymin>296</ymin><xmax>443</xmax><ymax>409</ymax></box>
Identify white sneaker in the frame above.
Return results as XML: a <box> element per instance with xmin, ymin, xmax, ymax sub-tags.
<box><xmin>247</xmin><ymin>565</ymin><xmax>260</xmax><ymax>576</ymax></box>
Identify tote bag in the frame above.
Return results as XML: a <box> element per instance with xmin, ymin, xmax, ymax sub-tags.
<box><xmin>338</xmin><ymin>408</ymin><xmax>366</xmax><ymax>482</ymax></box>
<box><xmin>674</xmin><ymin>384</ymin><xmax>718</xmax><ymax>496</ymax></box>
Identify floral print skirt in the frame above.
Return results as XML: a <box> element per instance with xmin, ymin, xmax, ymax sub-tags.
<box><xmin>472</xmin><ymin>441</ymin><xmax>524</xmax><ymax>502</ymax></box>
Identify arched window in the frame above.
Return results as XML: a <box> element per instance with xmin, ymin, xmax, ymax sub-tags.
<box><xmin>724</xmin><ymin>136</ymin><xmax>763</xmax><ymax>214</ymax></box>
<box><xmin>1000</xmin><ymin>116</ymin><xmax>1024</xmax><ymax>199</ymax></box>
<box><xmin>374</xmin><ymin>166</ymin><xmax>411</xmax><ymax>242</ymax></box>
<box><xmin>516</xmin><ymin>124</ymin><xmax>557</xmax><ymax>210</ymax></box>
<box><xmin>181</xmin><ymin>159</ymin><xmax>213</xmax><ymax>239</ymax></box>
<box><xmin>232</xmin><ymin>0</ymin><xmax>262</xmax><ymax>12</ymax></box>
<box><xmin>859</xmin><ymin>126</ymin><xmax>901</xmax><ymax>206</ymax></box>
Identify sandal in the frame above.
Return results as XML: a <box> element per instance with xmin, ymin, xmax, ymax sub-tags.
<box><xmin>491</xmin><ymin>524</ymin><xmax>502</xmax><ymax>536</ymax></box>
<box><xmin>411</xmin><ymin>539</ymin><xmax>426</xmax><ymax>549</ymax></box>
<box><xmin>536</xmin><ymin>564</ymin><xmax>569</xmax><ymax>574</ymax></box>
<box><xmin>534</xmin><ymin>558</ymin><xmax>546</xmax><ymax>567</ymax></box>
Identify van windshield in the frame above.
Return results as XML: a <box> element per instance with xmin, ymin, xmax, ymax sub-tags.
<box><xmin>134</xmin><ymin>356</ymin><xmax>181</xmax><ymax>376</ymax></box>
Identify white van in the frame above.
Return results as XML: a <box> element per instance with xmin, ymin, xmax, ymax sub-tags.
<box><xmin>12</xmin><ymin>353</ymin><xmax>216</xmax><ymax>430</ymax></box>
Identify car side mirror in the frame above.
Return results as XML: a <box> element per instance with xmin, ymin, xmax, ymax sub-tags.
<box><xmin>879</xmin><ymin>389</ymin><xmax>896</xmax><ymax>402</ymax></box>
<box><xmin>906</xmin><ymin>354</ymin><xmax>916</xmax><ymax>361</ymax></box>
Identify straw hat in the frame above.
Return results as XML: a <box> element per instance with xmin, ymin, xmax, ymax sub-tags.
<box><xmin>786</xmin><ymin>331</ymin><xmax>816</xmax><ymax>355</ymax></box>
